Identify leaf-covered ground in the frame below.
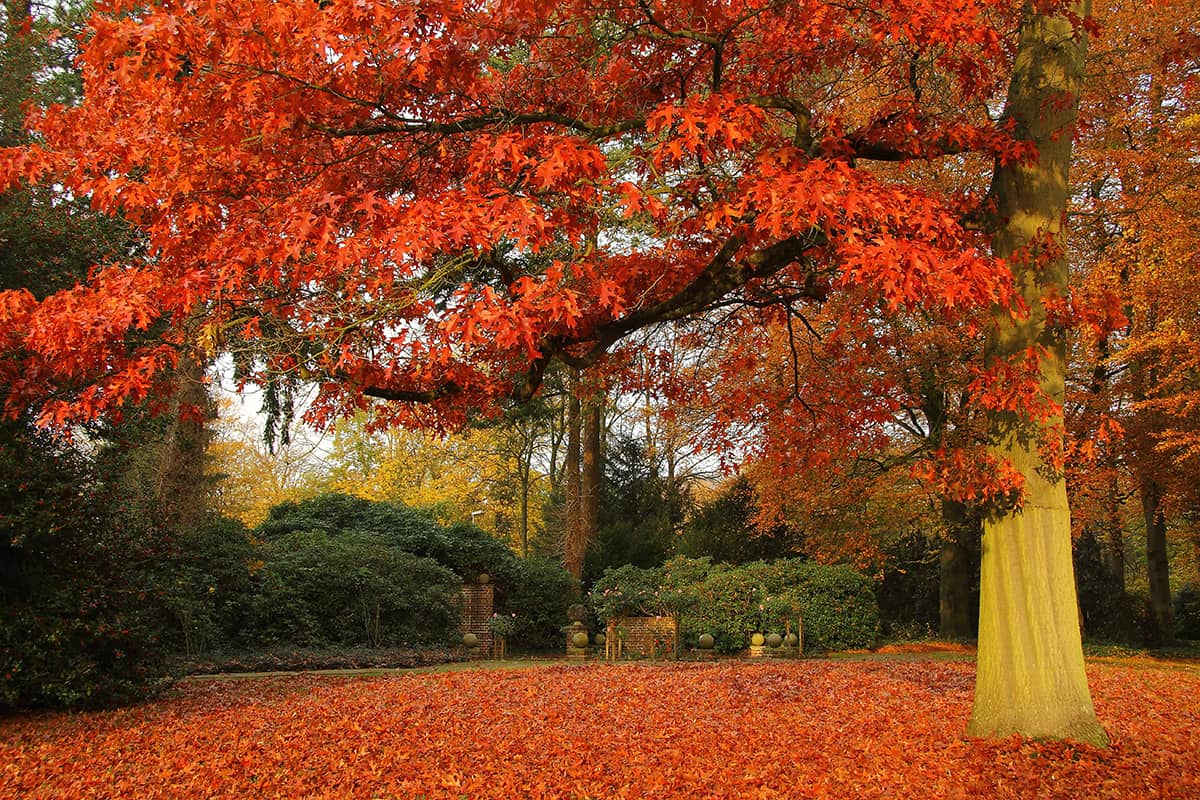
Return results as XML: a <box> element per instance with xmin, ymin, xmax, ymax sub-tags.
<box><xmin>2</xmin><ymin>660</ymin><xmax>1197</xmax><ymax>798</ymax></box>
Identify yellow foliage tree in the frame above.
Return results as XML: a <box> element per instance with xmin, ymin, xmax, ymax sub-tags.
<box><xmin>205</xmin><ymin>399</ymin><xmax>328</xmax><ymax>527</ymax></box>
<box><xmin>324</xmin><ymin>412</ymin><xmax>550</xmax><ymax>554</ymax></box>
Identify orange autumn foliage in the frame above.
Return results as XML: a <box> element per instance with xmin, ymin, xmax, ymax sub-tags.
<box><xmin>2</xmin><ymin>662</ymin><xmax>1198</xmax><ymax>799</ymax></box>
<box><xmin>0</xmin><ymin>0</ymin><xmax>1029</xmax><ymax>437</ymax></box>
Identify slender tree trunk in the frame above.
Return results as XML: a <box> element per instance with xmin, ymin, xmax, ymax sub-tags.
<box><xmin>1088</xmin><ymin>337</ymin><xmax>1126</xmax><ymax>591</ymax></box>
<box><xmin>580</xmin><ymin>392</ymin><xmax>604</xmax><ymax>572</ymax></box>
<box><xmin>939</xmin><ymin>500</ymin><xmax>977</xmax><ymax>640</ymax></box>
<box><xmin>969</xmin><ymin>1</ymin><xmax>1107</xmax><ymax>746</ymax></box>
<box><xmin>924</xmin><ymin>382</ymin><xmax>978</xmax><ymax>640</ymax></box>
<box><xmin>1141</xmin><ymin>477</ymin><xmax>1175</xmax><ymax>643</ymax></box>
<box><xmin>1104</xmin><ymin>477</ymin><xmax>1126</xmax><ymax>591</ymax></box>
<box><xmin>548</xmin><ymin>394</ymin><xmax>564</xmax><ymax>495</ymax></box>
<box><xmin>518</xmin><ymin>434</ymin><xmax>532</xmax><ymax>559</ymax></box>
<box><xmin>563</xmin><ymin>372</ymin><xmax>584</xmax><ymax>580</ymax></box>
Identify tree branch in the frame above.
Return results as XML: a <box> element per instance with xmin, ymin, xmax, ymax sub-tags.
<box><xmin>318</xmin><ymin>112</ymin><xmax>646</xmax><ymax>141</ymax></box>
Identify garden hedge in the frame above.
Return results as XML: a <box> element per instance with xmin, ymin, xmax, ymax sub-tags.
<box><xmin>589</xmin><ymin>556</ymin><xmax>879</xmax><ymax>654</ymax></box>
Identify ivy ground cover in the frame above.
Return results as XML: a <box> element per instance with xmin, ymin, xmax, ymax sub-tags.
<box><xmin>2</xmin><ymin>661</ymin><xmax>1197</xmax><ymax>799</ymax></box>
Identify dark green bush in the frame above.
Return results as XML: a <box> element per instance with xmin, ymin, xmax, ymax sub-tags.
<box><xmin>757</xmin><ymin>560</ymin><xmax>879</xmax><ymax>653</ymax></box>
<box><xmin>673</xmin><ymin>559</ymin><xmax>879</xmax><ymax>653</ymax></box>
<box><xmin>496</xmin><ymin>556</ymin><xmax>576</xmax><ymax>648</ymax></box>
<box><xmin>162</xmin><ymin>514</ymin><xmax>259</xmax><ymax>657</ymax></box>
<box><xmin>257</xmin><ymin>493</ymin><xmax>443</xmax><ymax>553</ymax></box>
<box><xmin>0</xmin><ymin>423</ymin><xmax>173</xmax><ymax>709</ymax></box>
<box><xmin>256</xmin><ymin>494</ymin><xmax>522</xmax><ymax>583</ymax></box>
<box><xmin>1073</xmin><ymin>529</ymin><xmax>1147</xmax><ymax>645</ymax></box>
<box><xmin>435</xmin><ymin>521</ymin><xmax>525</xmax><ymax>583</ymax></box>
<box><xmin>674</xmin><ymin>565</ymin><xmax>764</xmax><ymax>653</ymax></box>
<box><xmin>251</xmin><ymin>494</ymin><xmax>575</xmax><ymax>650</ymax></box>
<box><xmin>241</xmin><ymin>531</ymin><xmax>460</xmax><ymax>648</ymax></box>
<box><xmin>1174</xmin><ymin>584</ymin><xmax>1200</xmax><ymax>641</ymax></box>
<box><xmin>0</xmin><ymin>605</ymin><xmax>171</xmax><ymax>710</ymax></box>
<box><xmin>588</xmin><ymin>564</ymin><xmax>665</xmax><ymax>620</ymax></box>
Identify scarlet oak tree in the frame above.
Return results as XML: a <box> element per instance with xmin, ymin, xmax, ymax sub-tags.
<box><xmin>0</xmin><ymin>0</ymin><xmax>1105</xmax><ymax>741</ymax></box>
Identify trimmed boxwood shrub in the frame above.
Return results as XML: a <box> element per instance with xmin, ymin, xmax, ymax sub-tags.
<box><xmin>760</xmin><ymin>561</ymin><xmax>880</xmax><ymax>653</ymax></box>
<box><xmin>687</xmin><ymin>558</ymin><xmax>880</xmax><ymax>653</ymax></box>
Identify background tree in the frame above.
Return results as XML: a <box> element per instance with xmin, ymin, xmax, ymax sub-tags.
<box><xmin>1067</xmin><ymin>0</ymin><xmax>1200</xmax><ymax>643</ymax></box>
<box><xmin>207</xmin><ymin>400</ymin><xmax>329</xmax><ymax>527</ymax></box>
<box><xmin>0</xmin><ymin>0</ymin><xmax>177</xmax><ymax>709</ymax></box>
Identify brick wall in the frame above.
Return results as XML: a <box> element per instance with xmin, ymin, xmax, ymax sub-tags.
<box><xmin>607</xmin><ymin>615</ymin><xmax>678</xmax><ymax>658</ymax></box>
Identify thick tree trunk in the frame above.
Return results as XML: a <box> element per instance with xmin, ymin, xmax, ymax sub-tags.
<box><xmin>939</xmin><ymin>500</ymin><xmax>977</xmax><ymax>640</ymax></box>
<box><xmin>968</xmin><ymin>2</ymin><xmax>1107</xmax><ymax>746</ymax></box>
<box><xmin>563</xmin><ymin>373</ymin><xmax>583</xmax><ymax>580</ymax></box>
<box><xmin>1141</xmin><ymin>477</ymin><xmax>1175</xmax><ymax>643</ymax></box>
<box><xmin>154</xmin><ymin>351</ymin><xmax>212</xmax><ymax>538</ymax></box>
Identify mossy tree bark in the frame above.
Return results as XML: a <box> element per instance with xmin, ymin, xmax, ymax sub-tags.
<box><xmin>968</xmin><ymin>0</ymin><xmax>1108</xmax><ymax>746</ymax></box>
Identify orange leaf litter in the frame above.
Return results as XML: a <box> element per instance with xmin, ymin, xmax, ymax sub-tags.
<box><xmin>2</xmin><ymin>661</ymin><xmax>1197</xmax><ymax>798</ymax></box>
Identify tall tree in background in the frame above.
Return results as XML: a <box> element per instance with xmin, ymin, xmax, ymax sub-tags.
<box><xmin>0</xmin><ymin>0</ymin><xmax>1125</xmax><ymax>740</ymax></box>
<box><xmin>559</xmin><ymin>375</ymin><xmax>604</xmax><ymax>582</ymax></box>
<box><xmin>1068</xmin><ymin>0</ymin><xmax>1200</xmax><ymax>641</ymax></box>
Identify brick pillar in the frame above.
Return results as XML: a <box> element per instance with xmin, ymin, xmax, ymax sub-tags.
<box><xmin>458</xmin><ymin>583</ymin><xmax>495</xmax><ymax>659</ymax></box>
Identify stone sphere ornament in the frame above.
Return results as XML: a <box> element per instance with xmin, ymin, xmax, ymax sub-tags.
<box><xmin>698</xmin><ymin>633</ymin><xmax>715</xmax><ymax>650</ymax></box>
<box><xmin>766</xmin><ymin>633</ymin><xmax>783</xmax><ymax>648</ymax></box>
<box><xmin>594</xmin><ymin>633</ymin><xmax>606</xmax><ymax>646</ymax></box>
<box><xmin>785</xmin><ymin>632</ymin><xmax>799</xmax><ymax>647</ymax></box>
<box><xmin>476</xmin><ymin>573</ymin><xmax>490</xmax><ymax>585</ymax></box>
<box><xmin>462</xmin><ymin>632</ymin><xmax>479</xmax><ymax>648</ymax></box>
<box><xmin>572</xmin><ymin>631</ymin><xmax>590</xmax><ymax>648</ymax></box>
<box><xmin>750</xmin><ymin>632</ymin><xmax>765</xmax><ymax>647</ymax></box>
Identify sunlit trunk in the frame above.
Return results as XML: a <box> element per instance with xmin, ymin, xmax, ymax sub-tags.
<box><xmin>968</xmin><ymin>0</ymin><xmax>1107</xmax><ymax>746</ymax></box>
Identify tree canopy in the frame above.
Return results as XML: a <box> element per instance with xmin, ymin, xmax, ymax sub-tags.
<box><xmin>1</xmin><ymin>0</ymin><xmax>1023</xmax><ymax>441</ymax></box>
